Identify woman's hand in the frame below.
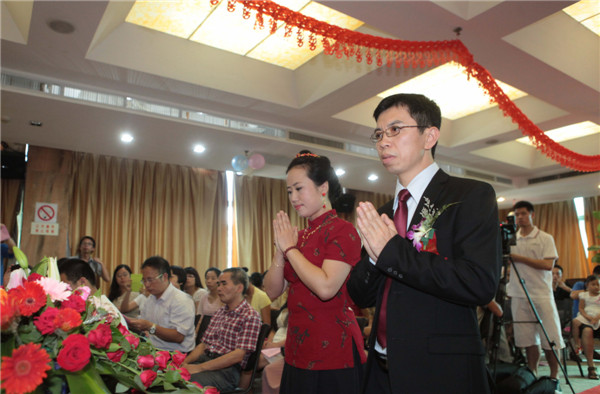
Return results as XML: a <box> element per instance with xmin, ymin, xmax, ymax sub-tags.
<box><xmin>273</xmin><ymin>211</ymin><xmax>298</xmax><ymax>253</ymax></box>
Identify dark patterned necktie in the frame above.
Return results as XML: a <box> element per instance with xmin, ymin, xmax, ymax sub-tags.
<box><xmin>377</xmin><ymin>189</ymin><xmax>411</xmax><ymax>348</ymax></box>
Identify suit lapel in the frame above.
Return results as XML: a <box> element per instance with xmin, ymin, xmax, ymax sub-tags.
<box><xmin>409</xmin><ymin>169</ymin><xmax>449</xmax><ymax>228</ymax></box>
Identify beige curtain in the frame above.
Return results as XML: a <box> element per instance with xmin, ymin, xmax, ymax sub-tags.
<box><xmin>584</xmin><ymin>195</ymin><xmax>600</xmax><ymax>268</ymax></box>
<box><xmin>343</xmin><ymin>188</ymin><xmax>394</xmax><ymax>225</ymax></box>
<box><xmin>70</xmin><ymin>153</ymin><xmax>227</xmax><ymax>293</ymax></box>
<box><xmin>1</xmin><ymin>179</ymin><xmax>23</xmax><ymax>237</ymax></box>
<box><xmin>233</xmin><ymin>175</ymin><xmax>305</xmax><ymax>274</ymax></box>
<box><xmin>534</xmin><ymin>201</ymin><xmax>588</xmax><ymax>279</ymax></box>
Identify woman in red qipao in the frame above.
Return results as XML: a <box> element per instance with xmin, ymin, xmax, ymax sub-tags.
<box><xmin>264</xmin><ymin>150</ymin><xmax>366</xmax><ymax>394</ymax></box>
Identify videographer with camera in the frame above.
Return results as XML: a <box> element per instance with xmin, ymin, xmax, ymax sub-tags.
<box><xmin>507</xmin><ymin>200</ymin><xmax>564</xmax><ymax>385</ymax></box>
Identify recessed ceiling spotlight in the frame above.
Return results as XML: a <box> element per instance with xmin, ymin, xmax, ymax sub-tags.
<box><xmin>335</xmin><ymin>168</ymin><xmax>346</xmax><ymax>176</ymax></box>
<box><xmin>120</xmin><ymin>133</ymin><xmax>134</xmax><ymax>143</ymax></box>
<box><xmin>497</xmin><ymin>197</ymin><xmax>505</xmax><ymax>202</ymax></box>
<box><xmin>193</xmin><ymin>144</ymin><xmax>206</xmax><ymax>153</ymax></box>
<box><xmin>368</xmin><ymin>174</ymin><xmax>378</xmax><ymax>181</ymax></box>
<box><xmin>48</xmin><ymin>20</ymin><xmax>75</xmax><ymax>34</ymax></box>
<box><xmin>30</xmin><ymin>121</ymin><xmax>42</xmax><ymax>127</ymax></box>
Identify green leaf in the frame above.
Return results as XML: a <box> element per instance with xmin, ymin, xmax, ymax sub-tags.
<box><xmin>64</xmin><ymin>363</ymin><xmax>111</xmax><ymax>394</ymax></box>
<box><xmin>1</xmin><ymin>335</ymin><xmax>15</xmax><ymax>358</ymax></box>
<box><xmin>12</xmin><ymin>246</ymin><xmax>28</xmax><ymax>270</ymax></box>
<box><xmin>589</xmin><ymin>246</ymin><xmax>600</xmax><ymax>251</ymax></box>
<box><xmin>43</xmin><ymin>373</ymin><xmax>67</xmax><ymax>394</ymax></box>
<box><xmin>164</xmin><ymin>369</ymin><xmax>180</xmax><ymax>383</ymax></box>
<box><xmin>115</xmin><ymin>383</ymin><xmax>130</xmax><ymax>393</ymax></box>
<box><xmin>32</xmin><ymin>259</ymin><xmax>48</xmax><ymax>276</ymax></box>
<box><xmin>592</xmin><ymin>255</ymin><xmax>600</xmax><ymax>263</ymax></box>
<box><xmin>592</xmin><ymin>211</ymin><xmax>600</xmax><ymax>220</ymax></box>
<box><xmin>107</xmin><ymin>342</ymin><xmax>121</xmax><ymax>352</ymax></box>
<box><xmin>163</xmin><ymin>381</ymin><xmax>177</xmax><ymax>391</ymax></box>
<box><xmin>17</xmin><ymin>319</ymin><xmax>43</xmax><ymax>343</ymax></box>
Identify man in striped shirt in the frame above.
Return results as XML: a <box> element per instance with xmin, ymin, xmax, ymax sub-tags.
<box><xmin>184</xmin><ymin>267</ymin><xmax>261</xmax><ymax>391</ymax></box>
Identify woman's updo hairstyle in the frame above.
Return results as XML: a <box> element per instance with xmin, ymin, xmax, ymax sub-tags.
<box><xmin>286</xmin><ymin>150</ymin><xmax>343</xmax><ymax>206</ymax></box>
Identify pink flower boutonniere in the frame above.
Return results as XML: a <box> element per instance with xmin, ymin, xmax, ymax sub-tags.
<box><xmin>407</xmin><ymin>197</ymin><xmax>459</xmax><ymax>254</ymax></box>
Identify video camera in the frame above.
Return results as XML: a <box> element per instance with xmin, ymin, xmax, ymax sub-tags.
<box><xmin>499</xmin><ymin>215</ymin><xmax>517</xmax><ymax>256</ymax></box>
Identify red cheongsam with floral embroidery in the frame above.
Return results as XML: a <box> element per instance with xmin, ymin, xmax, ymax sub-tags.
<box><xmin>283</xmin><ymin>210</ymin><xmax>366</xmax><ymax>370</ymax></box>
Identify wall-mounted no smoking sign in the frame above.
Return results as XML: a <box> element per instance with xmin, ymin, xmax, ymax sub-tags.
<box><xmin>35</xmin><ymin>202</ymin><xmax>57</xmax><ymax>223</ymax></box>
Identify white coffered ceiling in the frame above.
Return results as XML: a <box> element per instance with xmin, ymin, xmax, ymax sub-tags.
<box><xmin>1</xmin><ymin>0</ymin><xmax>598</xmax><ymax>209</ymax></box>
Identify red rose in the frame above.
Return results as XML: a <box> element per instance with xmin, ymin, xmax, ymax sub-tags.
<box><xmin>137</xmin><ymin>354</ymin><xmax>155</xmax><ymax>369</ymax></box>
<box><xmin>205</xmin><ymin>387</ymin><xmax>220</xmax><ymax>394</ymax></box>
<box><xmin>117</xmin><ymin>323</ymin><xmax>129</xmax><ymax>336</ymax></box>
<box><xmin>61</xmin><ymin>294</ymin><xmax>86</xmax><ymax>313</ymax></box>
<box><xmin>57</xmin><ymin>334</ymin><xmax>91</xmax><ymax>372</ymax></box>
<box><xmin>88</xmin><ymin>323</ymin><xmax>112</xmax><ymax>349</ymax></box>
<box><xmin>171</xmin><ymin>351</ymin><xmax>186</xmax><ymax>367</ymax></box>
<box><xmin>125</xmin><ymin>334</ymin><xmax>139</xmax><ymax>349</ymax></box>
<box><xmin>178</xmin><ymin>366</ymin><xmax>191</xmax><ymax>381</ymax></box>
<box><xmin>33</xmin><ymin>307</ymin><xmax>59</xmax><ymax>334</ymax></box>
<box><xmin>54</xmin><ymin>307</ymin><xmax>82</xmax><ymax>332</ymax></box>
<box><xmin>107</xmin><ymin>350</ymin><xmax>125</xmax><ymax>362</ymax></box>
<box><xmin>140</xmin><ymin>369</ymin><xmax>157</xmax><ymax>388</ymax></box>
<box><xmin>155</xmin><ymin>351</ymin><xmax>170</xmax><ymax>370</ymax></box>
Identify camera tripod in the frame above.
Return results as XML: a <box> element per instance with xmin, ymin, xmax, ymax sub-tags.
<box><xmin>487</xmin><ymin>255</ymin><xmax>575</xmax><ymax>394</ymax></box>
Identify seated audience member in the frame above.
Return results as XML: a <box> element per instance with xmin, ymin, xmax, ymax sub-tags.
<box><xmin>196</xmin><ymin>268</ymin><xmax>224</xmax><ymax>340</ymax></box>
<box><xmin>552</xmin><ymin>264</ymin><xmax>572</xmax><ymax>302</ymax></box>
<box><xmin>58</xmin><ymin>258</ymin><xmax>126</xmax><ymax>326</ymax></box>
<box><xmin>261</xmin><ymin>303</ymin><xmax>288</xmax><ymax>394</ymax></box>
<box><xmin>108</xmin><ymin>264</ymin><xmax>146</xmax><ymax>318</ymax></box>
<box><xmin>127</xmin><ymin>256</ymin><xmax>195</xmax><ymax>353</ymax></box>
<box><xmin>170</xmin><ymin>265</ymin><xmax>186</xmax><ymax>291</ymax></box>
<box><xmin>1</xmin><ymin>223</ymin><xmax>16</xmax><ymax>287</ymax></box>
<box><xmin>183</xmin><ymin>268</ymin><xmax>261</xmax><ymax>392</ymax></box>
<box><xmin>572</xmin><ymin>265</ymin><xmax>600</xmax><ymax>318</ymax></box>
<box><xmin>249</xmin><ymin>272</ymin><xmax>264</xmax><ymax>290</ymax></box>
<box><xmin>572</xmin><ymin>275</ymin><xmax>600</xmax><ymax>379</ymax></box>
<box><xmin>185</xmin><ymin>267</ymin><xmax>208</xmax><ymax>312</ymax></box>
<box><xmin>72</xmin><ymin>236</ymin><xmax>110</xmax><ymax>288</ymax></box>
<box><xmin>246</xmin><ymin>273</ymin><xmax>272</xmax><ymax>325</ymax></box>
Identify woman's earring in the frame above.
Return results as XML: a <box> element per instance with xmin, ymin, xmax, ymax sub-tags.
<box><xmin>322</xmin><ymin>193</ymin><xmax>326</xmax><ymax>208</ymax></box>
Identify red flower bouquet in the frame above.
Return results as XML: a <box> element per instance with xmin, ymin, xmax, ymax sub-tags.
<box><xmin>0</xmin><ymin>252</ymin><xmax>207</xmax><ymax>394</ymax></box>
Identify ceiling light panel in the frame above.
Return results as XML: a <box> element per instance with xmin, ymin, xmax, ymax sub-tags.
<box><xmin>125</xmin><ymin>1</ymin><xmax>214</xmax><ymax>39</ymax></box>
<box><xmin>563</xmin><ymin>0</ymin><xmax>600</xmax><ymax>36</ymax></box>
<box><xmin>378</xmin><ymin>61</ymin><xmax>527</xmax><ymax>120</ymax></box>
<box><xmin>516</xmin><ymin>121</ymin><xmax>600</xmax><ymax>145</ymax></box>
<box><xmin>125</xmin><ymin>0</ymin><xmax>362</xmax><ymax>70</ymax></box>
<box><xmin>247</xmin><ymin>2</ymin><xmax>364</xmax><ymax>69</ymax></box>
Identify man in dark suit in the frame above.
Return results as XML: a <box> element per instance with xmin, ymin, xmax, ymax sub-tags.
<box><xmin>347</xmin><ymin>93</ymin><xmax>501</xmax><ymax>394</ymax></box>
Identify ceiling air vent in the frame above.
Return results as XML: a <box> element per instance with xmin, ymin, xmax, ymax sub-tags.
<box><xmin>288</xmin><ymin>132</ymin><xmax>344</xmax><ymax>150</ymax></box>
<box><xmin>528</xmin><ymin>170</ymin><xmax>597</xmax><ymax>185</ymax></box>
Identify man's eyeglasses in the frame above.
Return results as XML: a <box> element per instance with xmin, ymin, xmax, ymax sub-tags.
<box><xmin>140</xmin><ymin>273</ymin><xmax>164</xmax><ymax>285</ymax></box>
<box><xmin>370</xmin><ymin>124</ymin><xmax>427</xmax><ymax>143</ymax></box>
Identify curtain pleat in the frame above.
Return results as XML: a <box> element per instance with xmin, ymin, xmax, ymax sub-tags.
<box><xmin>70</xmin><ymin>153</ymin><xmax>227</xmax><ymax>293</ymax></box>
<box><xmin>1</xmin><ymin>179</ymin><xmax>24</xmax><ymax>237</ymax></box>
<box><xmin>584</xmin><ymin>195</ymin><xmax>599</xmax><ymax>268</ymax></box>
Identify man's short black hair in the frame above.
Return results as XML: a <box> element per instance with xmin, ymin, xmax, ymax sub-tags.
<box><xmin>59</xmin><ymin>258</ymin><xmax>97</xmax><ymax>286</ymax></box>
<box><xmin>77</xmin><ymin>235</ymin><xmax>96</xmax><ymax>249</ymax></box>
<box><xmin>141</xmin><ymin>256</ymin><xmax>171</xmax><ymax>278</ymax></box>
<box><xmin>223</xmin><ymin>267</ymin><xmax>249</xmax><ymax>295</ymax></box>
<box><xmin>593</xmin><ymin>265</ymin><xmax>600</xmax><ymax>276</ymax></box>
<box><xmin>513</xmin><ymin>200</ymin><xmax>534</xmax><ymax>213</ymax></box>
<box><xmin>373</xmin><ymin>93</ymin><xmax>442</xmax><ymax>158</ymax></box>
<box><xmin>553</xmin><ymin>264</ymin><xmax>563</xmax><ymax>274</ymax></box>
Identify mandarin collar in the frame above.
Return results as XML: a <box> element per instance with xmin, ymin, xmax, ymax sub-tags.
<box><xmin>307</xmin><ymin>209</ymin><xmax>337</xmax><ymax>229</ymax></box>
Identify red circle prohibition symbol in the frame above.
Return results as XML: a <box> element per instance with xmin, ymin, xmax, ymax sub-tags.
<box><xmin>37</xmin><ymin>205</ymin><xmax>55</xmax><ymax>221</ymax></box>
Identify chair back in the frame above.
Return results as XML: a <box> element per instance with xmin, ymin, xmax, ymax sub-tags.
<box><xmin>221</xmin><ymin>323</ymin><xmax>271</xmax><ymax>394</ymax></box>
<box><xmin>195</xmin><ymin>315</ymin><xmax>212</xmax><ymax>345</ymax></box>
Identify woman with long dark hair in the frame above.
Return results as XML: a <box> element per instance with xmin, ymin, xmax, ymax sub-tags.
<box><xmin>108</xmin><ymin>264</ymin><xmax>146</xmax><ymax>318</ymax></box>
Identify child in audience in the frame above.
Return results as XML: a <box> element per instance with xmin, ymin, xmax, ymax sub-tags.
<box><xmin>573</xmin><ymin>275</ymin><xmax>600</xmax><ymax>380</ymax></box>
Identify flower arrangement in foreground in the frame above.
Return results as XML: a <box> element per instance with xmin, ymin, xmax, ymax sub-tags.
<box><xmin>0</xmin><ymin>250</ymin><xmax>206</xmax><ymax>394</ymax></box>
